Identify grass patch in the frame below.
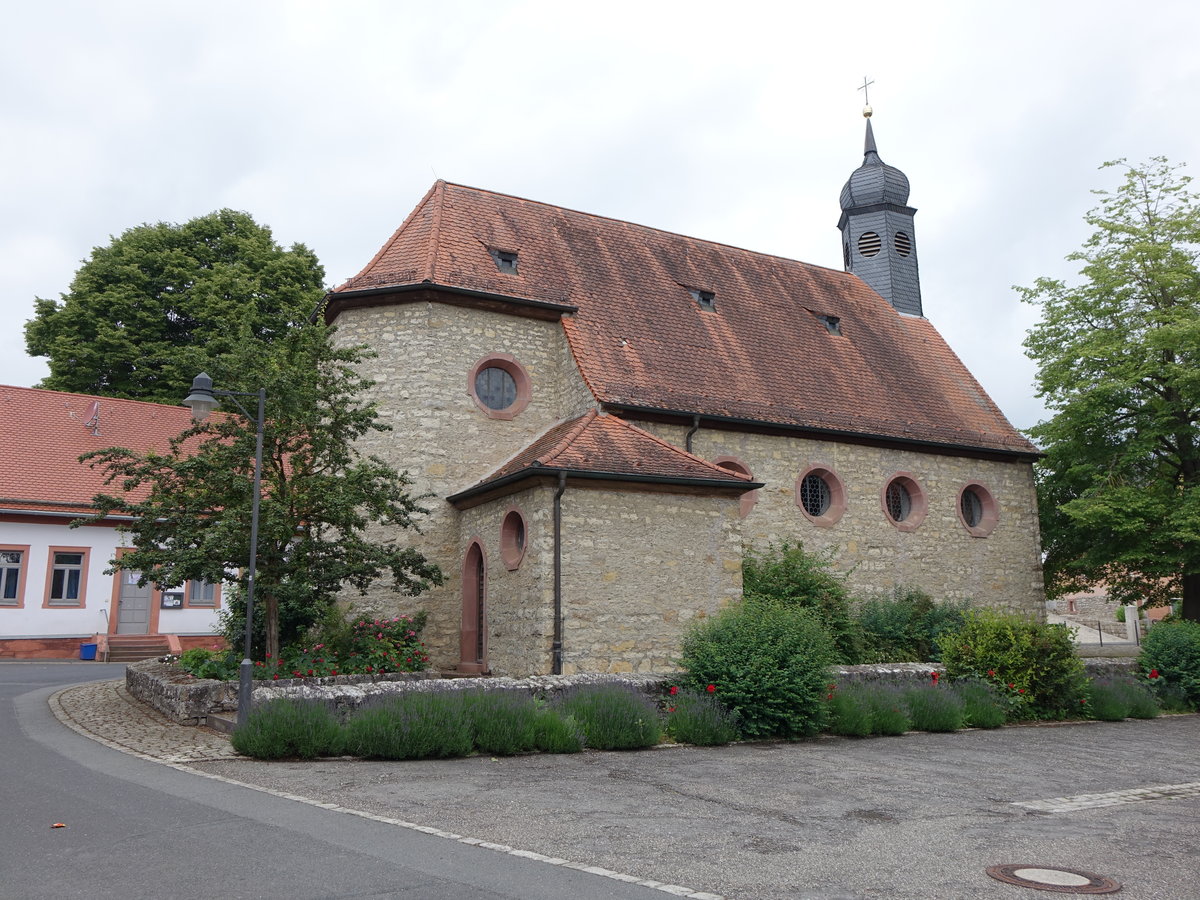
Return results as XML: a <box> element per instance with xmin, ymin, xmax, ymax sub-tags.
<box><xmin>954</xmin><ymin>680</ymin><xmax>1007</xmax><ymax>729</ymax></box>
<box><xmin>344</xmin><ymin>691</ymin><xmax>473</xmax><ymax>760</ymax></box>
<box><xmin>556</xmin><ymin>684</ymin><xmax>662</xmax><ymax>750</ymax></box>
<box><xmin>463</xmin><ymin>690</ymin><xmax>541</xmax><ymax>756</ymax></box>
<box><xmin>665</xmin><ymin>690</ymin><xmax>739</xmax><ymax>746</ymax></box>
<box><xmin>903</xmin><ymin>684</ymin><xmax>965</xmax><ymax>732</ymax></box>
<box><xmin>231</xmin><ymin>697</ymin><xmax>344</xmax><ymax>760</ymax></box>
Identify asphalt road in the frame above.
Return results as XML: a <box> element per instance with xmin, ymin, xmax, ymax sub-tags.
<box><xmin>1</xmin><ymin>664</ymin><xmax>669</xmax><ymax>900</ymax></box>
<box><xmin>192</xmin><ymin>712</ymin><xmax>1200</xmax><ymax>900</ymax></box>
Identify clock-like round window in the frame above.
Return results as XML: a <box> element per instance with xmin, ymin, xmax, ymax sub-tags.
<box><xmin>475</xmin><ymin>367</ymin><xmax>517</xmax><ymax>411</ymax></box>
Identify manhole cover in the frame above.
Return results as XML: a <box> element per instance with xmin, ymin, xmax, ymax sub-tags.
<box><xmin>985</xmin><ymin>864</ymin><xmax>1121</xmax><ymax>894</ymax></box>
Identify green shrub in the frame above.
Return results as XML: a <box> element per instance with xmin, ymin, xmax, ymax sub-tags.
<box><xmin>665</xmin><ymin>690</ymin><xmax>739</xmax><ymax>746</ymax></box>
<box><xmin>1115</xmin><ymin>606</ymin><xmax>1126</xmax><ymax>623</ymax></box>
<box><xmin>856</xmin><ymin>588</ymin><xmax>968</xmax><ymax>663</ymax></box>
<box><xmin>742</xmin><ymin>542</ymin><xmax>863</xmax><ymax>663</ymax></box>
<box><xmin>556</xmin><ymin>684</ymin><xmax>661</xmax><ymax>750</ymax></box>
<box><xmin>464</xmin><ymin>690</ymin><xmax>540</xmax><ymax>756</ymax></box>
<box><xmin>938</xmin><ymin>610</ymin><xmax>1088</xmax><ymax>720</ymax></box>
<box><xmin>903</xmin><ymin>685</ymin><xmax>965</xmax><ymax>732</ymax></box>
<box><xmin>954</xmin><ymin>680</ymin><xmax>1006</xmax><ymax>729</ymax></box>
<box><xmin>865</xmin><ymin>685</ymin><xmax>913</xmax><ymax>735</ymax></box>
<box><xmin>680</xmin><ymin>599</ymin><xmax>835</xmax><ymax>739</ymax></box>
<box><xmin>1087</xmin><ymin>678</ymin><xmax>1132</xmax><ymax>721</ymax></box>
<box><xmin>531</xmin><ymin>707</ymin><xmax>584</xmax><ymax>753</ymax></box>
<box><xmin>827</xmin><ymin>683</ymin><xmax>874</xmax><ymax>737</ymax></box>
<box><xmin>231</xmin><ymin>698</ymin><xmax>344</xmax><ymax>759</ymax></box>
<box><xmin>344</xmin><ymin>691</ymin><xmax>473</xmax><ymax>760</ymax></box>
<box><xmin>1088</xmin><ymin>677</ymin><xmax>1160</xmax><ymax>721</ymax></box>
<box><xmin>179</xmin><ymin>647</ymin><xmax>240</xmax><ymax>681</ymax></box>
<box><xmin>1140</xmin><ymin>620</ymin><xmax>1200</xmax><ymax>711</ymax></box>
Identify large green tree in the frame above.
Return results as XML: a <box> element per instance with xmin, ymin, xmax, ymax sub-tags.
<box><xmin>80</xmin><ymin>323</ymin><xmax>443</xmax><ymax>659</ymax></box>
<box><xmin>1019</xmin><ymin>158</ymin><xmax>1200</xmax><ymax>621</ymax></box>
<box><xmin>26</xmin><ymin>209</ymin><xmax>325</xmax><ymax>403</ymax></box>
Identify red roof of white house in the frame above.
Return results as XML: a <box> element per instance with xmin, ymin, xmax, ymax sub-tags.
<box><xmin>0</xmin><ymin>385</ymin><xmax>195</xmax><ymax>515</ymax></box>
<box><xmin>330</xmin><ymin>182</ymin><xmax>1035</xmax><ymax>458</ymax></box>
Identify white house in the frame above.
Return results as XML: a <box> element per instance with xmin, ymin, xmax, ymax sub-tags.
<box><xmin>0</xmin><ymin>385</ymin><xmax>222</xmax><ymax>659</ymax></box>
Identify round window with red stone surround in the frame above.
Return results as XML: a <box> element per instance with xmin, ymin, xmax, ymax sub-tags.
<box><xmin>881</xmin><ymin>473</ymin><xmax>927</xmax><ymax>531</ymax></box>
<box><xmin>712</xmin><ymin>456</ymin><xmax>757</xmax><ymax>518</ymax></box>
<box><xmin>468</xmin><ymin>353</ymin><xmax>532</xmax><ymax>420</ymax></box>
<box><xmin>957</xmin><ymin>482</ymin><xmax>999</xmax><ymax>537</ymax></box>
<box><xmin>500</xmin><ymin>507</ymin><xmax>528</xmax><ymax>570</ymax></box>
<box><xmin>795</xmin><ymin>465</ymin><xmax>846</xmax><ymax>527</ymax></box>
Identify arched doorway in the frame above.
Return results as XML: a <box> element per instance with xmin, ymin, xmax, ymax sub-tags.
<box><xmin>459</xmin><ymin>540</ymin><xmax>487</xmax><ymax>673</ymax></box>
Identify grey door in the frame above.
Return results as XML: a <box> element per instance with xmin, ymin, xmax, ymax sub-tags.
<box><xmin>116</xmin><ymin>570</ymin><xmax>151</xmax><ymax>634</ymax></box>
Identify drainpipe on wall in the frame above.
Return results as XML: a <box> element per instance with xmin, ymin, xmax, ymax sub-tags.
<box><xmin>685</xmin><ymin>414</ymin><xmax>701</xmax><ymax>454</ymax></box>
<box><xmin>552</xmin><ymin>470</ymin><xmax>567</xmax><ymax>675</ymax></box>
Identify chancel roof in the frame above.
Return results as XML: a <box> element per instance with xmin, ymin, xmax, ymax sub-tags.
<box><xmin>332</xmin><ymin>181</ymin><xmax>1035</xmax><ymax>456</ymax></box>
<box><xmin>447</xmin><ymin>410</ymin><xmax>756</xmax><ymax>505</ymax></box>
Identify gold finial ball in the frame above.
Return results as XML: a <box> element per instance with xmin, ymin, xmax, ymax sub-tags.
<box><xmin>863</xmin><ymin>105</ymin><xmax>873</xmax><ymax>119</ymax></box>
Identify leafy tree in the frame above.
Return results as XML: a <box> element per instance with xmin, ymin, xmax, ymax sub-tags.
<box><xmin>79</xmin><ymin>323</ymin><xmax>443</xmax><ymax>659</ymax></box>
<box><xmin>25</xmin><ymin>209</ymin><xmax>325</xmax><ymax>403</ymax></box>
<box><xmin>1019</xmin><ymin>158</ymin><xmax>1200</xmax><ymax>621</ymax></box>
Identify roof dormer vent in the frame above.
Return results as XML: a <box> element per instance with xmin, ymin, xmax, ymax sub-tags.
<box><xmin>489</xmin><ymin>249</ymin><xmax>519</xmax><ymax>274</ymax></box>
<box><xmin>814</xmin><ymin>313</ymin><xmax>842</xmax><ymax>336</ymax></box>
<box><xmin>688</xmin><ymin>288</ymin><xmax>716</xmax><ymax>311</ymax></box>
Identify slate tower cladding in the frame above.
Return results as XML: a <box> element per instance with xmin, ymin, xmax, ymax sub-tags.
<box><xmin>838</xmin><ymin>114</ymin><xmax>923</xmax><ymax>317</ymax></box>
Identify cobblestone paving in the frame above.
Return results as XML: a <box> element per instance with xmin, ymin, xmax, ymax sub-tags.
<box><xmin>51</xmin><ymin>679</ymin><xmax>240</xmax><ymax>763</ymax></box>
<box><xmin>1013</xmin><ymin>781</ymin><xmax>1200</xmax><ymax>813</ymax></box>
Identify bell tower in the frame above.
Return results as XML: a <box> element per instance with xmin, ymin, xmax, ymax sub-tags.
<box><xmin>837</xmin><ymin>103</ymin><xmax>923</xmax><ymax>317</ymax></box>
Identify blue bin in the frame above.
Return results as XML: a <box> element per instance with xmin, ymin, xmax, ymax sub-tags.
<box><xmin>79</xmin><ymin>643</ymin><xmax>98</xmax><ymax>661</ymax></box>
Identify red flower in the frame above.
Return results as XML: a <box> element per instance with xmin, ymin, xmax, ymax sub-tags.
<box><xmin>667</xmin><ymin>706</ymin><xmax>676</xmax><ymax>713</ymax></box>
<box><xmin>669</xmin><ymin>685</ymin><xmax>679</xmax><ymax>696</ymax></box>
<box><xmin>273</xmin><ymin>674</ymin><xmax>279</xmax><ymax>680</ymax></box>
<box><xmin>706</xmin><ymin>684</ymin><xmax>716</xmax><ymax>693</ymax></box>
<box><xmin>307</xmin><ymin>669</ymin><xmax>314</xmax><ymax>676</ymax></box>
<box><xmin>1149</xmin><ymin>669</ymin><xmax>1160</xmax><ymax>679</ymax></box>
<box><xmin>826</xmin><ymin>693</ymin><xmax>834</xmax><ymax>700</ymax></box>
<box><xmin>931</xmin><ymin>671</ymin><xmax>940</xmax><ymax>683</ymax></box>
<box><xmin>987</xmin><ymin>669</ymin><xmax>995</xmax><ymax>677</ymax></box>
<box><xmin>1018</xmin><ymin>688</ymin><xmax>1025</xmax><ymax>694</ymax></box>
<box><xmin>1007</xmin><ymin>683</ymin><xmax>1015</xmax><ymax>690</ymax></box>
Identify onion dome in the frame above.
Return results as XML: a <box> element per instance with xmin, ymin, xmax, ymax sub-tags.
<box><xmin>839</xmin><ymin>118</ymin><xmax>910</xmax><ymax>210</ymax></box>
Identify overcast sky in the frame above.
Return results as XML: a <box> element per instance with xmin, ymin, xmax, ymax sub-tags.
<box><xmin>3</xmin><ymin>1</ymin><xmax>1197</xmax><ymax>433</ymax></box>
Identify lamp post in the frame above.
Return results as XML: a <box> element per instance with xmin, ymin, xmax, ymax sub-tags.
<box><xmin>182</xmin><ymin>372</ymin><xmax>265</xmax><ymax>728</ymax></box>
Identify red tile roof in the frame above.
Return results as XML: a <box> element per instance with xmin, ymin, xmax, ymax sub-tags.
<box><xmin>450</xmin><ymin>410</ymin><xmax>756</xmax><ymax>503</ymax></box>
<box><xmin>333</xmin><ymin>182</ymin><xmax>1035</xmax><ymax>456</ymax></box>
<box><xmin>0</xmin><ymin>385</ymin><xmax>196</xmax><ymax>515</ymax></box>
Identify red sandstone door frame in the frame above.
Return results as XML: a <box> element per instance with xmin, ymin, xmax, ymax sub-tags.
<box><xmin>459</xmin><ymin>540</ymin><xmax>488</xmax><ymax>673</ymax></box>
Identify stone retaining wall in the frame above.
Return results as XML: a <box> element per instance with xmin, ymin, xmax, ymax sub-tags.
<box><xmin>128</xmin><ymin>658</ymin><xmax>1142</xmax><ymax>724</ymax></box>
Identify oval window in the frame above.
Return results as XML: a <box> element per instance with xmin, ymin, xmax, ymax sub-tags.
<box><xmin>799</xmin><ymin>473</ymin><xmax>832</xmax><ymax>517</ymax></box>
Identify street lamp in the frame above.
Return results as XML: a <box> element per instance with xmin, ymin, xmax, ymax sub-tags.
<box><xmin>182</xmin><ymin>372</ymin><xmax>266</xmax><ymax>728</ymax></box>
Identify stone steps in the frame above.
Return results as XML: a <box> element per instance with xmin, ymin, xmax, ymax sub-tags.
<box><xmin>106</xmin><ymin>635</ymin><xmax>171</xmax><ymax>662</ymax></box>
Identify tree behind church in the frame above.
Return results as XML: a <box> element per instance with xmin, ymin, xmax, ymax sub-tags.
<box><xmin>80</xmin><ymin>323</ymin><xmax>443</xmax><ymax>659</ymax></box>
<box><xmin>1020</xmin><ymin>158</ymin><xmax>1200</xmax><ymax>621</ymax></box>
<box><xmin>25</xmin><ymin>209</ymin><xmax>325</xmax><ymax>403</ymax></box>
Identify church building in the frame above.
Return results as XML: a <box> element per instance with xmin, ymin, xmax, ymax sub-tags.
<box><xmin>324</xmin><ymin>114</ymin><xmax>1045</xmax><ymax>676</ymax></box>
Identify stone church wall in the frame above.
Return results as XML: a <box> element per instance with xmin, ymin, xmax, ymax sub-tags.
<box><xmin>557</xmin><ymin>485</ymin><xmax>743</xmax><ymax>675</ymax></box>
<box><xmin>634</xmin><ymin>422</ymin><xmax>1045</xmax><ymax>617</ymax></box>
<box><xmin>330</xmin><ymin>302</ymin><xmax>599</xmax><ymax>665</ymax></box>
